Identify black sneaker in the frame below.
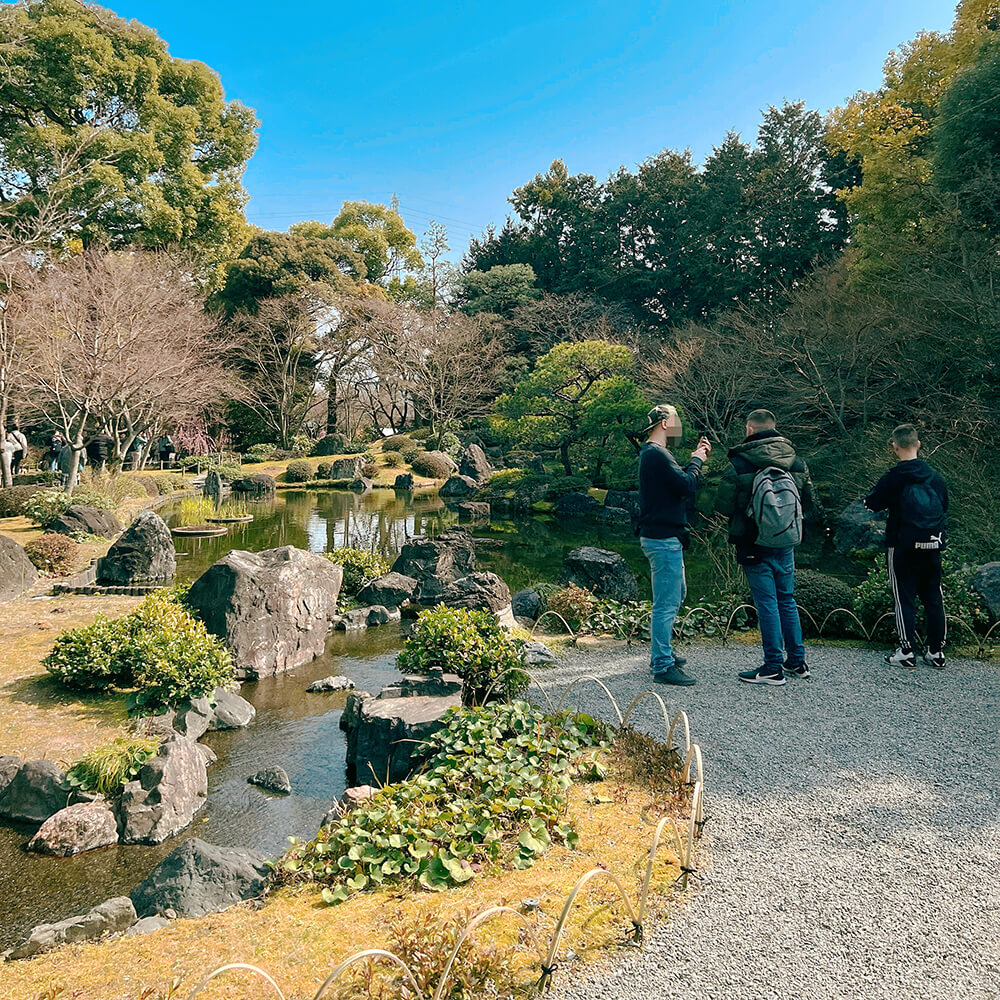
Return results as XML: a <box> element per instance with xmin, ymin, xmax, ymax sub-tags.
<box><xmin>738</xmin><ymin>666</ymin><xmax>786</xmax><ymax>686</ymax></box>
<box><xmin>652</xmin><ymin>665</ymin><xmax>696</xmax><ymax>686</ymax></box>
<box><xmin>784</xmin><ymin>661</ymin><xmax>811</xmax><ymax>679</ymax></box>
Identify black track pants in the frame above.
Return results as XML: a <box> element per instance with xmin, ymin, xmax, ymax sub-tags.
<box><xmin>886</xmin><ymin>547</ymin><xmax>946</xmax><ymax>653</ymax></box>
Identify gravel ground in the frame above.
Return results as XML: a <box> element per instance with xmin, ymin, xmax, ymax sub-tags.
<box><xmin>536</xmin><ymin>640</ymin><xmax>1000</xmax><ymax>1000</ymax></box>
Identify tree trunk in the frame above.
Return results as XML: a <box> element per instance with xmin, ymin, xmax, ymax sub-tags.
<box><xmin>560</xmin><ymin>441</ymin><xmax>571</xmax><ymax>476</ymax></box>
<box><xmin>326</xmin><ymin>373</ymin><xmax>339</xmax><ymax>435</ymax></box>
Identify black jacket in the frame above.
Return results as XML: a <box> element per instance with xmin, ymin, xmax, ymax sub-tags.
<box><xmin>637</xmin><ymin>442</ymin><xmax>703</xmax><ymax>540</ymax></box>
<box><xmin>864</xmin><ymin>459</ymin><xmax>948</xmax><ymax>547</ymax></box>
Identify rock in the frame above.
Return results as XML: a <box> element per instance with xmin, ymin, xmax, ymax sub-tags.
<box><xmin>126</xmin><ymin>915</ymin><xmax>171</xmax><ymax>936</ymax></box>
<box><xmin>441</xmin><ymin>571</ymin><xmax>511</xmax><ymax>613</ymax></box>
<box><xmin>356</xmin><ymin>571</ymin><xmax>418</xmax><ymax>608</ymax></box>
<box><xmin>172</xmin><ymin>696</ymin><xmax>213</xmax><ymax>740</ymax></box>
<box><xmin>393</xmin><ymin>472</ymin><xmax>415</xmax><ymax>491</ymax></box>
<box><xmin>455</xmin><ymin>500</ymin><xmax>490</xmax><ymax>522</ymax></box>
<box><xmin>96</xmin><ymin>511</ymin><xmax>176</xmax><ymax>584</ymax></box>
<box><xmin>555</xmin><ymin>492</ymin><xmax>601</xmax><ymax>518</ymax></box>
<box><xmin>0</xmin><ymin>754</ymin><xmax>20</xmax><ymax>797</ymax></box>
<box><xmin>512</xmin><ymin>588</ymin><xmax>545</xmax><ymax>621</ymax></box>
<box><xmin>207</xmin><ymin>687</ymin><xmax>256</xmax><ymax>730</ymax></box>
<box><xmin>231</xmin><ymin>474</ymin><xmax>276</xmax><ymax>495</ymax></box>
<box><xmin>203</xmin><ymin>469</ymin><xmax>224</xmax><ymax>497</ymax></box>
<box><xmin>27</xmin><ymin>801</ymin><xmax>119</xmax><ymax>856</ymax></box>
<box><xmin>330</xmin><ymin>456</ymin><xmax>363</xmax><ymax>480</ymax></box>
<box><xmin>378</xmin><ymin>673</ymin><xmax>463</xmax><ymax>699</ymax></box>
<box><xmin>50</xmin><ymin>504</ymin><xmax>122</xmax><ymax>539</ymax></box>
<box><xmin>971</xmin><ymin>563</ymin><xmax>1000</xmax><ymax>621</ymax></box>
<box><xmin>834</xmin><ymin>499</ymin><xmax>887</xmax><ymax>554</ymax></box>
<box><xmin>367</xmin><ymin>604</ymin><xmax>400</xmax><ymax>626</ymax></box>
<box><xmin>604</xmin><ymin>489</ymin><xmax>640</xmax><ymax>518</ymax></box>
<box><xmin>0</xmin><ymin>759</ymin><xmax>70</xmax><ymax>824</ymax></box>
<box><xmin>6</xmin><ymin>897</ymin><xmax>136</xmax><ymax>960</ymax></box>
<box><xmin>391</xmin><ymin>528</ymin><xmax>477</xmax><ymax>603</ymax></box>
<box><xmin>597</xmin><ymin>505</ymin><xmax>632</xmax><ymax>531</ymax></box>
<box><xmin>335</xmin><ymin>608</ymin><xmax>369</xmax><ymax>630</ymax></box>
<box><xmin>307</xmin><ymin>674</ymin><xmax>355</xmax><ymax>693</ymax></box>
<box><xmin>348</xmin><ymin>476</ymin><xmax>373</xmax><ymax>493</ymax></box>
<box><xmin>187</xmin><ymin>545</ymin><xmax>343</xmax><ymax>679</ymax></box>
<box><xmin>248</xmin><ymin>765</ymin><xmax>291</xmax><ymax>794</ymax></box>
<box><xmin>523</xmin><ymin>640</ymin><xmax>556</xmax><ymax>666</ymax></box>
<box><xmin>459</xmin><ymin>444</ymin><xmax>493</xmax><ymax>485</ymax></box>
<box><xmin>0</xmin><ymin>534</ymin><xmax>38</xmax><ymax>601</ymax></box>
<box><xmin>320</xmin><ymin>784</ymin><xmax>376</xmax><ymax>827</ymax></box>
<box><xmin>130</xmin><ymin>839</ymin><xmax>270</xmax><ymax>919</ymax></box>
<box><xmin>131</xmin><ymin>714</ymin><xmax>177</xmax><ymax>739</ymax></box>
<box><xmin>439</xmin><ymin>474</ymin><xmax>479</xmax><ymax>499</ymax></box>
<box><xmin>561</xmin><ymin>546</ymin><xmax>638</xmax><ymax>602</ymax></box>
<box><xmin>117</xmin><ymin>737</ymin><xmax>208</xmax><ymax>845</ymax></box>
<box><xmin>197</xmin><ymin>744</ymin><xmax>217</xmax><ymax>767</ymax></box>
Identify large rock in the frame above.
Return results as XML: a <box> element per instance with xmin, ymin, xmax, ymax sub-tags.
<box><xmin>307</xmin><ymin>674</ymin><xmax>355</xmax><ymax>693</ymax></box>
<box><xmin>248</xmin><ymin>765</ymin><xmax>291</xmax><ymax>794</ymax></box>
<box><xmin>834</xmin><ymin>500</ymin><xmax>887</xmax><ymax>554</ymax></box>
<box><xmin>6</xmin><ymin>897</ymin><xmax>136</xmax><ymax>960</ymax></box>
<box><xmin>117</xmin><ymin>737</ymin><xmax>208</xmax><ymax>845</ymax></box>
<box><xmin>96</xmin><ymin>511</ymin><xmax>176</xmax><ymax>584</ymax></box>
<box><xmin>203</xmin><ymin>469</ymin><xmax>224</xmax><ymax>497</ymax></box>
<box><xmin>971</xmin><ymin>563</ymin><xmax>1000</xmax><ymax>621</ymax></box>
<box><xmin>0</xmin><ymin>754</ymin><xmax>20</xmax><ymax>797</ymax></box>
<box><xmin>441</xmin><ymin>571</ymin><xmax>512</xmax><ymax>613</ymax></box>
<box><xmin>27</xmin><ymin>801</ymin><xmax>119</xmax><ymax>856</ymax></box>
<box><xmin>439</xmin><ymin>475</ymin><xmax>479</xmax><ymax>499</ymax></box>
<box><xmin>50</xmin><ymin>504</ymin><xmax>122</xmax><ymax>539</ymax></box>
<box><xmin>0</xmin><ymin>759</ymin><xmax>70</xmax><ymax>824</ymax></box>
<box><xmin>130</xmin><ymin>839</ymin><xmax>270</xmax><ymax>919</ymax></box>
<box><xmin>231</xmin><ymin>473</ymin><xmax>275</xmax><ymax>495</ymax></box>
<box><xmin>555</xmin><ymin>492</ymin><xmax>601</xmax><ymax>518</ymax></box>
<box><xmin>187</xmin><ymin>545</ymin><xmax>343</xmax><ymax>679</ymax></box>
<box><xmin>459</xmin><ymin>444</ymin><xmax>492</xmax><ymax>485</ymax></box>
<box><xmin>207</xmin><ymin>688</ymin><xmax>256</xmax><ymax>730</ymax></box>
<box><xmin>330</xmin><ymin>456</ymin><xmax>362</xmax><ymax>480</ymax></box>
<box><xmin>391</xmin><ymin>528</ymin><xmax>477</xmax><ymax>603</ymax></box>
<box><xmin>348</xmin><ymin>476</ymin><xmax>373</xmax><ymax>493</ymax></box>
<box><xmin>455</xmin><ymin>500</ymin><xmax>490</xmax><ymax>522</ymax></box>
<box><xmin>356</xmin><ymin>571</ymin><xmax>418</xmax><ymax>608</ymax></box>
<box><xmin>561</xmin><ymin>546</ymin><xmax>638</xmax><ymax>602</ymax></box>
<box><xmin>512</xmin><ymin>588</ymin><xmax>545</xmax><ymax>621</ymax></box>
<box><xmin>0</xmin><ymin>534</ymin><xmax>38</xmax><ymax>601</ymax></box>
<box><xmin>604</xmin><ymin>489</ymin><xmax>640</xmax><ymax>519</ymax></box>
<box><xmin>393</xmin><ymin>473</ymin><xmax>415</xmax><ymax>491</ymax></box>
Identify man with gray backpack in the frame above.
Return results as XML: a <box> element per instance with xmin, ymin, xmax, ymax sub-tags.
<box><xmin>715</xmin><ymin>409</ymin><xmax>819</xmax><ymax>685</ymax></box>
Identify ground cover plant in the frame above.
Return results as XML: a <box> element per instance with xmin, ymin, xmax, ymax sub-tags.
<box><xmin>23</xmin><ymin>533</ymin><xmax>79</xmax><ymax>575</ymax></box>
<box><xmin>324</xmin><ymin>547</ymin><xmax>390</xmax><ymax>596</ymax></box>
<box><xmin>65</xmin><ymin>736</ymin><xmax>160</xmax><ymax>798</ymax></box>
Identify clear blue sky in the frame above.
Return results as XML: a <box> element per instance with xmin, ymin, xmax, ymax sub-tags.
<box><xmin>110</xmin><ymin>0</ymin><xmax>955</xmax><ymax>257</ymax></box>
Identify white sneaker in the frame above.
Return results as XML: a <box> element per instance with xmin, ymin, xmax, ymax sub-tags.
<box><xmin>884</xmin><ymin>647</ymin><xmax>916</xmax><ymax>668</ymax></box>
<box><xmin>922</xmin><ymin>651</ymin><xmax>946</xmax><ymax>670</ymax></box>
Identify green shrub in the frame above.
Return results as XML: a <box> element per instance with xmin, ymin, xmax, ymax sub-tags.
<box><xmin>547</xmin><ymin>583</ymin><xmax>597</xmax><ymax>631</ymax></box>
<box><xmin>66</xmin><ymin>736</ymin><xmax>160</xmax><ymax>798</ymax></box>
<box><xmin>584</xmin><ymin>599</ymin><xmax>652</xmax><ymax>640</ymax></box>
<box><xmin>440</xmin><ymin>431</ymin><xmax>461</xmax><ymax>459</ymax></box>
<box><xmin>793</xmin><ymin>569</ymin><xmax>858</xmax><ymax>637</ymax></box>
<box><xmin>44</xmin><ymin>613</ymin><xmax>131</xmax><ymax>690</ymax></box>
<box><xmin>324</xmin><ymin>547</ymin><xmax>390</xmax><ymax>595</ymax></box>
<box><xmin>24</xmin><ymin>533</ymin><xmax>79</xmax><ymax>575</ymax></box>
<box><xmin>285</xmin><ymin>459</ymin><xmax>313</xmax><ymax>483</ymax></box>
<box><xmin>0</xmin><ymin>485</ymin><xmax>43</xmax><ymax>517</ymax></box>
<box><xmin>411</xmin><ymin>450</ymin><xmax>454</xmax><ymax>478</ymax></box>
<box><xmin>409</xmin><ymin>426</ymin><xmax>433</xmax><ymax>441</ymax></box>
<box><xmin>279</xmin><ymin>701</ymin><xmax>605</xmax><ymax>902</ymax></box>
<box><xmin>316</xmin><ymin>460</ymin><xmax>333</xmax><ymax>479</ymax></box>
<box><xmin>547</xmin><ymin>475</ymin><xmax>592</xmax><ymax>500</ymax></box>
<box><xmin>381</xmin><ymin>450</ymin><xmax>403</xmax><ymax>468</ymax></box>
<box><xmin>483</xmin><ymin>468</ymin><xmax>525</xmax><ymax>491</ymax></box>
<box><xmin>289</xmin><ymin>434</ymin><xmax>313</xmax><ymax>457</ymax></box>
<box><xmin>397</xmin><ymin>606</ymin><xmax>527</xmax><ymax>706</ymax></box>
<box><xmin>70</xmin><ymin>488</ymin><xmax>118</xmax><ymax>510</ymax></box>
<box><xmin>360</xmin><ymin>461</ymin><xmax>378</xmax><ymax>478</ymax></box>
<box><xmin>401</xmin><ymin>446</ymin><xmax>420</xmax><ymax>464</ymax></box>
<box><xmin>243</xmin><ymin>442</ymin><xmax>277</xmax><ymax>463</ymax></box>
<box><xmin>124</xmin><ymin>474</ymin><xmax>159</xmax><ymax>497</ymax></box>
<box><xmin>22</xmin><ymin>489</ymin><xmax>72</xmax><ymax>527</ymax></box>
<box><xmin>156</xmin><ymin>473</ymin><xmax>187</xmax><ymax>492</ymax></box>
<box><xmin>381</xmin><ymin>434</ymin><xmax>414</xmax><ymax>450</ymax></box>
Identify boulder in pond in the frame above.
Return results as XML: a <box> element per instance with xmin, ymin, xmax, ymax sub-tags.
<box><xmin>0</xmin><ymin>759</ymin><xmax>71</xmax><ymax>824</ymax></box>
<box><xmin>555</xmin><ymin>492</ymin><xmax>601</xmax><ymax>519</ymax></box>
<box><xmin>130</xmin><ymin>839</ymin><xmax>270</xmax><ymax>919</ymax></box>
<box><xmin>512</xmin><ymin>588</ymin><xmax>545</xmax><ymax>621</ymax></box>
<box><xmin>441</xmin><ymin>571</ymin><xmax>511</xmax><ymax>613</ymax></box>
<box><xmin>834</xmin><ymin>499</ymin><xmax>887</xmax><ymax>554</ymax></box>
<box><xmin>203</xmin><ymin>469</ymin><xmax>224</xmax><ymax>497</ymax></box>
<box><xmin>50</xmin><ymin>504</ymin><xmax>122</xmax><ymax>539</ymax></box>
<box><xmin>231</xmin><ymin>473</ymin><xmax>276</xmax><ymax>496</ymax></box>
<box><xmin>96</xmin><ymin>511</ymin><xmax>175</xmax><ymax>584</ymax></box>
<box><xmin>207</xmin><ymin>687</ymin><xmax>256</xmax><ymax>730</ymax></box>
<box><xmin>307</xmin><ymin>674</ymin><xmax>355</xmax><ymax>693</ymax></box>
<box><xmin>117</xmin><ymin>736</ymin><xmax>208</xmax><ymax>845</ymax></box>
<box><xmin>348</xmin><ymin>476</ymin><xmax>373</xmax><ymax>493</ymax></box>
<box><xmin>455</xmin><ymin>500</ymin><xmax>490</xmax><ymax>522</ymax></box>
<box><xmin>393</xmin><ymin>472</ymin><xmax>415</xmax><ymax>491</ymax></box>
<box><xmin>971</xmin><ymin>562</ymin><xmax>1000</xmax><ymax>621</ymax></box>
<box><xmin>248</xmin><ymin>765</ymin><xmax>291</xmax><ymax>794</ymax></box>
<box><xmin>330</xmin><ymin>456</ymin><xmax>362</xmax><ymax>480</ymax></box>
<box><xmin>187</xmin><ymin>545</ymin><xmax>343</xmax><ymax>679</ymax></box>
<box><xmin>27</xmin><ymin>801</ymin><xmax>119</xmax><ymax>856</ymax></box>
<box><xmin>0</xmin><ymin>534</ymin><xmax>38</xmax><ymax>601</ymax></box>
<box><xmin>561</xmin><ymin>546</ymin><xmax>638</xmax><ymax>602</ymax></box>
<box><xmin>391</xmin><ymin>528</ymin><xmax>476</xmax><ymax>603</ymax></box>
<box><xmin>439</xmin><ymin>474</ymin><xmax>479</xmax><ymax>499</ymax></box>
<box><xmin>6</xmin><ymin>896</ymin><xmax>136</xmax><ymax>960</ymax></box>
<box><xmin>356</xmin><ymin>571</ymin><xmax>418</xmax><ymax>608</ymax></box>
<box><xmin>459</xmin><ymin>444</ymin><xmax>492</xmax><ymax>485</ymax></box>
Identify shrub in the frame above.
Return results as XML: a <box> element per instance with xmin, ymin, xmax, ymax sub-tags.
<box><xmin>584</xmin><ymin>599</ymin><xmax>652</xmax><ymax>640</ymax></box>
<box><xmin>324</xmin><ymin>547</ymin><xmax>390</xmax><ymax>595</ymax></box>
<box><xmin>285</xmin><ymin>459</ymin><xmax>313</xmax><ymax>483</ymax></box>
<box><xmin>411</xmin><ymin>450</ymin><xmax>455</xmax><ymax>478</ymax></box>
<box><xmin>22</xmin><ymin>489</ymin><xmax>72</xmax><ymax>527</ymax></box>
<box><xmin>156</xmin><ymin>473</ymin><xmax>187</xmax><ymax>492</ymax></box>
<box><xmin>209</xmin><ymin>462</ymin><xmax>241</xmax><ymax>481</ymax></box>
<box><xmin>440</xmin><ymin>431</ymin><xmax>461</xmax><ymax>459</ymax></box>
<box><xmin>401</xmin><ymin>446</ymin><xmax>420</xmax><ymax>464</ymax></box>
<box><xmin>0</xmin><ymin>485</ymin><xmax>42</xmax><ymax>517</ymax></box>
<box><xmin>483</xmin><ymin>468</ymin><xmax>525</xmax><ymax>491</ymax></box>
<box><xmin>124</xmin><ymin>474</ymin><xmax>159</xmax><ymax>497</ymax></box>
<box><xmin>381</xmin><ymin>434</ymin><xmax>414</xmax><ymax>450</ymax></box>
<box><xmin>289</xmin><ymin>434</ymin><xmax>313</xmax><ymax>457</ymax></box>
<box><xmin>409</xmin><ymin>426</ymin><xmax>433</xmax><ymax>440</ymax></box>
<box><xmin>312</xmin><ymin>433</ymin><xmax>346</xmax><ymax>457</ymax></box>
<box><xmin>339</xmin><ymin>439</ymin><xmax>369</xmax><ymax>455</ymax></box>
<box><xmin>397</xmin><ymin>606</ymin><xmax>527</xmax><ymax>706</ymax></box>
<box><xmin>24</xmin><ymin>533</ymin><xmax>79</xmax><ymax>575</ymax></box>
<box><xmin>360</xmin><ymin>461</ymin><xmax>377</xmax><ymax>478</ymax></box>
<box><xmin>381</xmin><ymin>450</ymin><xmax>403</xmax><ymax>467</ymax></box>
<box><xmin>547</xmin><ymin>582</ymin><xmax>597</xmax><ymax>631</ymax></box>
<box><xmin>315</xmin><ymin>460</ymin><xmax>333</xmax><ymax>479</ymax></box>
<box><xmin>793</xmin><ymin>569</ymin><xmax>857</xmax><ymax>637</ymax></box>
<box><xmin>172</xmin><ymin>495</ymin><xmax>215</xmax><ymax>526</ymax></box>
<box><xmin>13</xmin><ymin>471</ymin><xmax>60</xmax><ymax>486</ymax></box>
<box><xmin>66</xmin><ymin>736</ymin><xmax>160</xmax><ymax>798</ymax></box>
<box><xmin>243</xmin><ymin>442</ymin><xmax>277</xmax><ymax>463</ymax></box>
<box><xmin>547</xmin><ymin>474</ymin><xmax>593</xmax><ymax>500</ymax></box>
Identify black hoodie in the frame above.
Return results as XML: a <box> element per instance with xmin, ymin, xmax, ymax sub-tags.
<box><xmin>864</xmin><ymin>459</ymin><xmax>948</xmax><ymax>547</ymax></box>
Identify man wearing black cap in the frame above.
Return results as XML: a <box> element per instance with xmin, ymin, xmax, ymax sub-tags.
<box><xmin>638</xmin><ymin>404</ymin><xmax>711</xmax><ymax>686</ymax></box>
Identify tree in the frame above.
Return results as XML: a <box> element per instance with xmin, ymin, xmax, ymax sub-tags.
<box><xmin>457</xmin><ymin>263</ymin><xmax>539</xmax><ymax>316</ymax></box>
<box><xmin>330</xmin><ymin>201</ymin><xmax>422</xmax><ymax>286</ymax></box>
<box><xmin>0</xmin><ymin>0</ymin><xmax>259</xmax><ymax>284</ymax></box>
<box><xmin>495</xmin><ymin>340</ymin><xmax>648</xmax><ymax>476</ymax></box>
<box><xmin>419</xmin><ymin>221</ymin><xmax>450</xmax><ymax>311</ymax></box>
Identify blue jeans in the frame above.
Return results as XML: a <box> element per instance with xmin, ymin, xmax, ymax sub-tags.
<box><xmin>743</xmin><ymin>547</ymin><xmax>806</xmax><ymax>671</ymax></box>
<box><xmin>641</xmin><ymin>536</ymin><xmax>686</xmax><ymax>673</ymax></box>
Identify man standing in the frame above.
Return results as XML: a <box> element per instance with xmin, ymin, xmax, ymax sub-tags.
<box><xmin>637</xmin><ymin>404</ymin><xmax>711</xmax><ymax>686</ymax></box>
<box><xmin>864</xmin><ymin>424</ymin><xmax>948</xmax><ymax>669</ymax></box>
<box><xmin>715</xmin><ymin>409</ymin><xmax>816</xmax><ymax>686</ymax></box>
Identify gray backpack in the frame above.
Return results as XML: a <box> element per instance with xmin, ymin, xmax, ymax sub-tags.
<box><xmin>747</xmin><ymin>467</ymin><xmax>802</xmax><ymax>548</ymax></box>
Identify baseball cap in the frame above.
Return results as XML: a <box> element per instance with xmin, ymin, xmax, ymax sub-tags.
<box><xmin>642</xmin><ymin>403</ymin><xmax>679</xmax><ymax>434</ymax></box>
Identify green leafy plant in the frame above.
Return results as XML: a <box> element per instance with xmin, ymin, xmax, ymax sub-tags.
<box><xmin>172</xmin><ymin>495</ymin><xmax>215</xmax><ymax>526</ymax></box>
<box><xmin>324</xmin><ymin>547</ymin><xmax>390</xmax><ymax>595</ymax></box>
<box><xmin>401</xmin><ymin>446</ymin><xmax>420</xmax><ymax>464</ymax></box>
<box><xmin>584</xmin><ymin>599</ymin><xmax>652</xmax><ymax>641</ymax></box>
<box><xmin>65</xmin><ymin>736</ymin><xmax>160</xmax><ymax>798</ymax></box>
<box><xmin>546</xmin><ymin>582</ymin><xmax>597</xmax><ymax>631</ymax></box>
<box><xmin>547</xmin><ymin>475</ymin><xmax>593</xmax><ymax>500</ymax></box>
<box><xmin>24</xmin><ymin>533</ymin><xmax>79</xmax><ymax>575</ymax></box>
<box><xmin>243</xmin><ymin>442</ymin><xmax>278</xmax><ymax>463</ymax></box>
<box><xmin>289</xmin><ymin>433</ymin><xmax>313</xmax><ymax>457</ymax></box>
<box><xmin>439</xmin><ymin>431</ymin><xmax>461</xmax><ymax>459</ymax></box>
<box><xmin>397</xmin><ymin>606</ymin><xmax>527</xmax><ymax>706</ymax></box>
<box><xmin>22</xmin><ymin>490</ymin><xmax>72</xmax><ymax>527</ymax></box>
<box><xmin>285</xmin><ymin>459</ymin><xmax>314</xmax><ymax>482</ymax></box>
<box><xmin>793</xmin><ymin>568</ymin><xmax>858</xmax><ymax>636</ymax></box>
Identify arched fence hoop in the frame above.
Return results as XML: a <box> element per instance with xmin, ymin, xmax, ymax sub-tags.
<box><xmin>312</xmin><ymin>949</ymin><xmax>427</xmax><ymax>1000</ymax></box>
<box><xmin>556</xmin><ymin>675</ymin><xmax>625</xmax><ymax>726</ymax></box>
<box><xmin>187</xmin><ymin>963</ymin><xmax>288</xmax><ymax>1000</ymax></box>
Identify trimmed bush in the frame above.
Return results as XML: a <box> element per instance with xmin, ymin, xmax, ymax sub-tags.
<box><xmin>285</xmin><ymin>459</ymin><xmax>313</xmax><ymax>483</ymax></box>
<box><xmin>316</xmin><ymin>460</ymin><xmax>333</xmax><ymax>478</ymax></box>
<box><xmin>312</xmin><ymin>434</ymin><xmax>346</xmax><ymax>457</ymax></box>
<box><xmin>289</xmin><ymin>434</ymin><xmax>313</xmax><ymax>457</ymax></box>
<box><xmin>411</xmin><ymin>450</ymin><xmax>455</xmax><ymax>478</ymax></box>
<box><xmin>409</xmin><ymin>426</ymin><xmax>433</xmax><ymax>441</ymax></box>
<box><xmin>794</xmin><ymin>569</ymin><xmax>857</xmax><ymax>636</ymax></box>
<box><xmin>243</xmin><ymin>442</ymin><xmax>277</xmax><ymax>463</ymax></box>
<box><xmin>0</xmin><ymin>485</ymin><xmax>43</xmax><ymax>517</ymax></box>
<box><xmin>24</xmin><ymin>533</ymin><xmax>79</xmax><ymax>575</ymax></box>
<box><xmin>66</xmin><ymin>737</ymin><xmax>160</xmax><ymax>798</ymax></box>
<box><xmin>382</xmin><ymin>450</ymin><xmax>403</xmax><ymax>468</ymax></box>
<box><xmin>381</xmin><ymin>434</ymin><xmax>414</xmax><ymax>451</ymax></box>
<box><xmin>401</xmin><ymin>446</ymin><xmax>420</xmax><ymax>464</ymax></box>
<box><xmin>547</xmin><ymin>475</ymin><xmax>593</xmax><ymax>500</ymax></box>
<box><xmin>324</xmin><ymin>547</ymin><xmax>390</xmax><ymax>595</ymax></box>
<box><xmin>397</xmin><ymin>606</ymin><xmax>527</xmax><ymax>706</ymax></box>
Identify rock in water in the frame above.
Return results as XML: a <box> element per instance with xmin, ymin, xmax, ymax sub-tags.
<box><xmin>186</xmin><ymin>545</ymin><xmax>343</xmax><ymax>678</ymax></box>
<box><xmin>248</xmin><ymin>765</ymin><xmax>291</xmax><ymax>794</ymax></box>
<box><xmin>50</xmin><ymin>504</ymin><xmax>122</xmax><ymax>539</ymax></box>
<box><xmin>6</xmin><ymin>896</ymin><xmax>136</xmax><ymax>960</ymax></box>
<box><xmin>561</xmin><ymin>546</ymin><xmax>638</xmax><ymax>602</ymax></box>
<box><xmin>307</xmin><ymin>675</ymin><xmax>355</xmax><ymax>693</ymax></box>
<box><xmin>439</xmin><ymin>474</ymin><xmax>479</xmax><ymax>499</ymax></box>
<box><xmin>459</xmin><ymin>444</ymin><xmax>492</xmax><ymax>485</ymax></box>
<box><xmin>348</xmin><ymin>477</ymin><xmax>373</xmax><ymax>493</ymax></box>
<box><xmin>0</xmin><ymin>534</ymin><xmax>38</xmax><ymax>601</ymax></box>
<box><xmin>117</xmin><ymin>737</ymin><xmax>208</xmax><ymax>845</ymax></box>
<box><xmin>0</xmin><ymin>759</ymin><xmax>70</xmax><ymax>824</ymax></box>
<box><xmin>555</xmin><ymin>492</ymin><xmax>602</xmax><ymax>518</ymax></box>
<box><xmin>441</xmin><ymin>572</ymin><xmax>511</xmax><ymax>613</ymax></box>
<box><xmin>96</xmin><ymin>511</ymin><xmax>176</xmax><ymax>584</ymax></box>
<box><xmin>130</xmin><ymin>839</ymin><xmax>270</xmax><ymax>919</ymax></box>
<box><xmin>391</xmin><ymin>528</ymin><xmax>476</xmax><ymax>603</ymax></box>
<box><xmin>27</xmin><ymin>801</ymin><xmax>119</xmax><ymax>856</ymax></box>
<box><xmin>230</xmin><ymin>473</ymin><xmax>276</xmax><ymax>495</ymax></box>
<box><xmin>455</xmin><ymin>500</ymin><xmax>490</xmax><ymax>522</ymax></box>
<box><xmin>834</xmin><ymin>500</ymin><xmax>887</xmax><ymax>554</ymax></box>
<box><xmin>207</xmin><ymin>688</ymin><xmax>256</xmax><ymax>730</ymax></box>
<box><xmin>393</xmin><ymin>473</ymin><xmax>414</xmax><ymax>490</ymax></box>
<box><xmin>356</xmin><ymin>571</ymin><xmax>418</xmax><ymax>608</ymax></box>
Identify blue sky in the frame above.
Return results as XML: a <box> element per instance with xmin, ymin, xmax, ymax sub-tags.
<box><xmin>109</xmin><ymin>0</ymin><xmax>955</xmax><ymax>257</ymax></box>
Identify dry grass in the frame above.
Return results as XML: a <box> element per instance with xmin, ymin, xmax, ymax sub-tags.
<box><xmin>0</xmin><ymin>775</ymin><xmax>691</xmax><ymax>1000</ymax></box>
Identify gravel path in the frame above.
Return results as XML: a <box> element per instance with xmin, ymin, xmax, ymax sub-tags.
<box><xmin>537</xmin><ymin>641</ymin><xmax>1000</xmax><ymax>1000</ymax></box>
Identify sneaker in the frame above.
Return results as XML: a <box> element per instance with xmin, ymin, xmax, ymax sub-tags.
<box><xmin>652</xmin><ymin>665</ymin><xmax>696</xmax><ymax>687</ymax></box>
<box><xmin>922</xmin><ymin>651</ymin><xmax>946</xmax><ymax>670</ymax></box>
<box><xmin>884</xmin><ymin>647</ymin><xmax>916</xmax><ymax>668</ymax></box>
<box><xmin>738</xmin><ymin>667</ymin><xmax>786</xmax><ymax>686</ymax></box>
<box><xmin>784</xmin><ymin>661</ymin><xmax>811</xmax><ymax>679</ymax></box>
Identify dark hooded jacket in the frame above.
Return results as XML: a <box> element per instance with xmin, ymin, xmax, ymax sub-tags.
<box><xmin>863</xmin><ymin>459</ymin><xmax>948</xmax><ymax>548</ymax></box>
<box><xmin>714</xmin><ymin>430</ymin><xmax>819</xmax><ymax>559</ymax></box>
